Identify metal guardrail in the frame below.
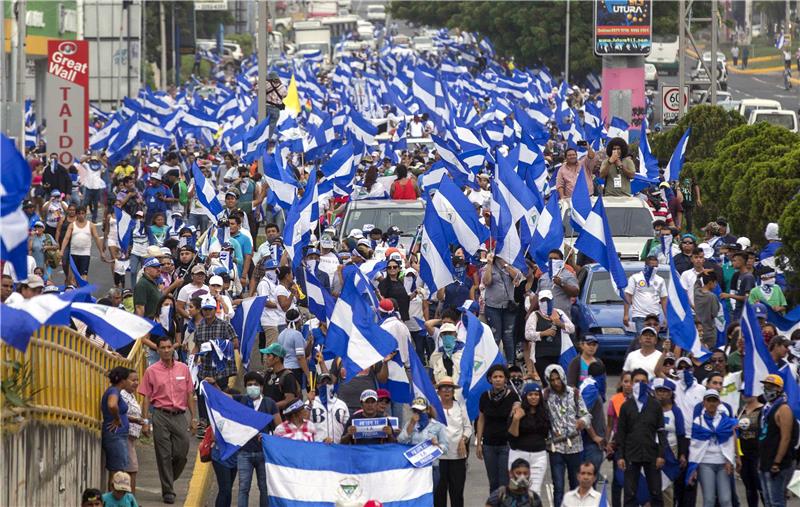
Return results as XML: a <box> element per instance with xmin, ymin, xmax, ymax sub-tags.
<box><xmin>1</xmin><ymin>326</ymin><xmax>146</xmax><ymax>433</ymax></box>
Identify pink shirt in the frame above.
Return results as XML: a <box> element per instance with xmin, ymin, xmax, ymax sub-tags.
<box><xmin>138</xmin><ymin>360</ymin><xmax>193</xmax><ymax>411</ymax></box>
<box><xmin>556</xmin><ymin>157</ymin><xmax>595</xmax><ymax>198</ymax></box>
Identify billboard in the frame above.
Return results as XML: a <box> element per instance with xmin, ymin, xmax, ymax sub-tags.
<box><xmin>594</xmin><ymin>0</ymin><xmax>652</xmax><ymax>56</ymax></box>
<box><xmin>45</xmin><ymin>40</ymin><xmax>88</xmax><ymax>166</ymax></box>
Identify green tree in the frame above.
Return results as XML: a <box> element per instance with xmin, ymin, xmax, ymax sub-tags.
<box><xmin>649</xmin><ymin>105</ymin><xmax>745</xmax><ymax>163</ymax></box>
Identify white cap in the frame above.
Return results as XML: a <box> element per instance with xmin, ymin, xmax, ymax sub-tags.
<box><xmin>348</xmin><ymin>228</ymin><xmax>364</xmax><ymax>239</ymax></box>
<box><xmin>209</xmin><ymin>275</ymin><xmax>223</xmax><ymax>286</ymax></box>
<box><xmin>538</xmin><ymin>289</ymin><xmax>553</xmax><ymax>300</ymax></box>
<box><xmin>736</xmin><ymin>237</ymin><xmax>751</xmax><ymax>249</ymax></box>
<box><xmin>697</xmin><ymin>242</ymin><xmax>714</xmax><ymax>259</ymax></box>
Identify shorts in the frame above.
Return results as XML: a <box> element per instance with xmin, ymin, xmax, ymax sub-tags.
<box><xmin>125</xmin><ymin>437</ymin><xmax>139</xmax><ymax>473</ymax></box>
<box><xmin>102</xmin><ymin>431</ymin><xmax>129</xmax><ymax>471</ymax></box>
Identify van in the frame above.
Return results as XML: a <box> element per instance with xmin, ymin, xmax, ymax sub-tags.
<box><xmin>645</xmin><ymin>36</ymin><xmax>679</xmax><ymax>75</ymax></box>
<box><xmin>738</xmin><ymin>99</ymin><xmax>782</xmax><ymax>120</ymax></box>
<box><xmin>748</xmin><ymin>109</ymin><xmax>798</xmax><ymax>133</ymax></box>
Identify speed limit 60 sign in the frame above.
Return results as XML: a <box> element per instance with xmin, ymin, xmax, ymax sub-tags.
<box><xmin>661</xmin><ymin>85</ymin><xmax>688</xmax><ymax>127</ymax></box>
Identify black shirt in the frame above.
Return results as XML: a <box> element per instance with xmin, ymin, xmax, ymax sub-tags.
<box><xmin>759</xmin><ymin>400</ymin><xmax>799</xmax><ymax>471</ymax></box>
<box><xmin>616</xmin><ymin>394</ymin><xmax>666</xmax><ymax>463</ymax></box>
<box><xmin>480</xmin><ymin>389</ymin><xmax>520</xmax><ymax>446</ymax></box>
<box><xmin>378</xmin><ymin>277</ymin><xmax>410</xmax><ymax>321</ymax></box>
<box><xmin>509</xmin><ymin>408</ymin><xmax>550</xmax><ymax>452</ymax></box>
<box><xmin>263</xmin><ymin>368</ymin><xmax>300</xmax><ymax>404</ymax></box>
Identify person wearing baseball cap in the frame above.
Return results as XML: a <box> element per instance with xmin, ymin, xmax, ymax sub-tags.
<box><xmin>340</xmin><ymin>389</ymin><xmax>396</xmax><ymax>445</ymax></box>
<box><xmin>399</xmin><ymin>396</ymin><xmax>448</xmax><ymax>471</ymax></box>
<box><xmin>309</xmin><ymin>373</ymin><xmax>350</xmax><ymax>443</ymax></box>
<box><xmin>622</xmin><ymin>326</ymin><xmax>663</xmax><ymax>381</ymax></box>
<box><xmin>102</xmin><ymin>472</ymin><xmax>136</xmax><ymax>506</ymax></box>
<box><xmin>429</xmin><ymin>322</ymin><xmax>464</xmax><ymax>388</ymax></box>
<box><xmin>133</xmin><ymin>257</ymin><xmax>164</xmax><ymax>319</ymax></box>
<box><xmin>525</xmin><ymin>288</ymin><xmax>576</xmax><ymax>382</ymax></box>
<box><xmin>757</xmin><ymin>373</ymin><xmax>796</xmax><ymax>497</ymax></box>
<box><xmin>195</xmin><ymin>294</ymin><xmax>238</xmax><ymax>388</ymax></box>
<box><xmin>652</xmin><ymin>376</ymin><xmax>688</xmax><ymax>507</ymax></box>
<box><xmin>260</xmin><ymin>342</ymin><xmax>302</xmax><ymax>412</ymax></box>
<box><xmin>686</xmin><ymin>388</ymin><xmax>738</xmax><ymax>505</ymax></box>
<box><xmin>274</xmin><ymin>399</ymin><xmax>315</xmax><ymax>442</ymax></box>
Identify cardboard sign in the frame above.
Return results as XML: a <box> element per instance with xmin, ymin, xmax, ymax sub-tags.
<box><xmin>403</xmin><ymin>439</ymin><xmax>443</xmax><ymax>468</ymax></box>
<box><xmin>352</xmin><ymin>417</ymin><xmax>399</xmax><ymax>439</ymax></box>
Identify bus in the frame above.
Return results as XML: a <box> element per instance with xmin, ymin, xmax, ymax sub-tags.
<box><xmin>321</xmin><ymin>15</ymin><xmax>358</xmax><ymax>45</ymax></box>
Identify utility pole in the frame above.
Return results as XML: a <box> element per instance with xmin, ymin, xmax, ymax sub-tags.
<box><xmin>159</xmin><ymin>0</ymin><xmax>167</xmax><ymax>89</ymax></box>
<box><xmin>786</xmin><ymin>0</ymin><xmax>791</xmax><ymax>46</ymax></box>
<box><xmin>711</xmin><ymin>0</ymin><xmax>718</xmax><ymax>105</ymax></box>
<box><xmin>125</xmin><ymin>0</ymin><xmax>131</xmax><ymax>97</ymax></box>
<box><xmin>257</xmin><ymin>0</ymin><xmax>268</xmax><ymax>173</ymax></box>
<box><xmin>678</xmin><ymin>0</ymin><xmax>686</xmax><ymax>119</ymax></box>
<box><xmin>15</xmin><ymin>0</ymin><xmax>26</xmax><ymax>150</ymax></box>
<box><xmin>564</xmin><ymin>0</ymin><xmax>571</xmax><ymax>84</ymax></box>
<box><xmin>1</xmin><ymin>0</ymin><xmax>6</xmax><ymax>103</ymax></box>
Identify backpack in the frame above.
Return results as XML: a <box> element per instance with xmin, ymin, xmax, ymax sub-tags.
<box><xmin>43</xmin><ymin>234</ymin><xmax>61</xmax><ymax>269</ymax></box>
<box><xmin>494</xmin><ymin>486</ymin><xmax>541</xmax><ymax>507</ymax></box>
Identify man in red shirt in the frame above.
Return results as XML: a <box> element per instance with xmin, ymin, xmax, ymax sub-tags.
<box><xmin>139</xmin><ymin>336</ymin><xmax>196</xmax><ymax>504</ymax></box>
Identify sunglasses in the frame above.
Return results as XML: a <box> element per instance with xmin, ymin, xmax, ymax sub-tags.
<box><xmin>387</xmin><ymin>265</ymin><xmax>400</xmax><ymax>270</ymax></box>
<box><xmin>682</xmin><ymin>240</ymin><xmax>695</xmax><ymax>245</ymax></box>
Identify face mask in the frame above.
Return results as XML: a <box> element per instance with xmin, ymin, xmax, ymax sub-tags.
<box><xmin>762</xmin><ymin>277</ymin><xmax>775</xmax><ymax>287</ymax></box>
<box><xmin>682</xmin><ymin>369</ymin><xmax>695</xmax><ymax>388</ymax></box>
<box><xmin>307</xmin><ymin>260</ymin><xmax>318</xmax><ymax>272</ymax></box>
<box><xmin>643</xmin><ymin>264</ymin><xmax>655</xmax><ymax>285</ymax></box>
<box><xmin>763</xmin><ymin>387</ymin><xmax>780</xmax><ymax>402</ymax></box>
<box><xmin>370</xmin><ymin>239</ymin><xmax>378</xmax><ymax>250</ymax></box>
<box><xmin>509</xmin><ymin>476</ymin><xmax>531</xmax><ymax>490</ymax></box>
<box><xmin>318</xmin><ymin>384</ymin><xmax>334</xmax><ymax>406</ymax></box>
<box><xmin>265</xmin><ymin>270</ymin><xmax>278</xmax><ymax>283</ymax></box>
<box><xmin>416</xmin><ymin>411</ymin><xmax>430</xmax><ymax>430</ymax></box>
<box><xmin>510</xmin><ymin>377</ymin><xmax>523</xmax><ymax>391</ymax></box>
<box><xmin>441</xmin><ymin>333</ymin><xmax>456</xmax><ymax>354</ymax></box>
<box><xmin>246</xmin><ymin>385</ymin><xmax>262</xmax><ymax>399</ymax></box>
<box><xmin>387</xmin><ymin>235</ymin><xmax>399</xmax><ymax>247</ymax></box>
<box><xmin>542</xmin><ymin>299</ymin><xmax>553</xmax><ymax>316</ymax></box>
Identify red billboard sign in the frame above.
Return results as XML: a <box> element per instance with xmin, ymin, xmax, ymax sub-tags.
<box><xmin>46</xmin><ymin>40</ymin><xmax>89</xmax><ymax>166</ymax></box>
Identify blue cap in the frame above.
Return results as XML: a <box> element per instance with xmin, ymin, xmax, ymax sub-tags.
<box><xmin>263</xmin><ymin>258</ymin><xmax>279</xmax><ymax>270</ymax></box>
<box><xmin>652</xmin><ymin>378</ymin><xmax>676</xmax><ymax>392</ymax></box>
<box><xmin>754</xmin><ymin>303</ymin><xmax>768</xmax><ymax>318</ymax></box>
<box><xmin>459</xmin><ymin>299</ymin><xmax>480</xmax><ymax>315</ymax></box>
<box><xmin>305</xmin><ymin>248</ymin><xmax>321</xmax><ymax>256</ymax></box>
<box><xmin>522</xmin><ymin>382</ymin><xmax>543</xmax><ymax>395</ymax></box>
<box><xmin>143</xmin><ymin>257</ymin><xmax>161</xmax><ymax>268</ymax></box>
<box><xmin>283</xmin><ymin>399</ymin><xmax>305</xmax><ymax>415</ymax></box>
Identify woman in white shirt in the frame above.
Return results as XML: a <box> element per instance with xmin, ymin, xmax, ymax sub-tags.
<box><xmin>688</xmin><ymin>389</ymin><xmax>737</xmax><ymax>507</ymax></box>
<box><xmin>435</xmin><ymin>376</ymin><xmax>472</xmax><ymax>507</ymax></box>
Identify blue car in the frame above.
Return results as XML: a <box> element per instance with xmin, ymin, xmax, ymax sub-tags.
<box><xmin>573</xmin><ymin>262</ymin><xmax>671</xmax><ymax>362</ymax></box>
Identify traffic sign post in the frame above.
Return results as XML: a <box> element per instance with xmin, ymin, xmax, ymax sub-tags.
<box><xmin>661</xmin><ymin>85</ymin><xmax>689</xmax><ymax>127</ymax></box>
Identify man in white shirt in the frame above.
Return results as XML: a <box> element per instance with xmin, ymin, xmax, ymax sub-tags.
<box><xmin>562</xmin><ymin>461</ymin><xmax>603</xmax><ymax>506</ymax></box>
<box><xmin>176</xmin><ymin>264</ymin><xmax>209</xmax><ymax>321</ymax></box>
<box><xmin>679</xmin><ymin>248</ymin><xmax>708</xmax><ymax>306</ymax></box>
<box><xmin>672</xmin><ymin>357</ymin><xmax>705</xmax><ymax>437</ymax></box>
<box><xmin>255</xmin><ymin>259</ymin><xmax>284</xmax><ymax>370</ymax></box>
<box><xmin>623</xmin><ymin>256</ymin><xmax>668</xmax><ymax>335</ymax></box>
<box><xmin>4</xmin><ymin>275</ymin><xmax>44</xmax><ymax>307</ymax></box>
<box><xmin>622</xmin><ymin>327</ymin><xmax>663</xmax><ymax>380</ymax></box>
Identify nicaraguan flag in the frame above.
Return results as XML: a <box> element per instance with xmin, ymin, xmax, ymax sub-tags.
<box><xmin>531</xmin><ymin>195</ymin><xmax>563</xmax><ymax>273</ymax></box>
<box><xmin>574</xmin><ymin>196</ymin><xmax>628</xmax><ymax>296</ymax></box>
<box><xmin>606</xmin><ymin>116</ymin><xmax>629</xmax><ymax>142</ymax></box>
<box><xmin>231</xmin><ymin>295</ymin><xmax>267</xmax><ymax>369</ymax></box>
<box><xmin>559</xmin><ymin>330</ymin><xmax>578</xmax><ymax>371</ymax></box>
<box><xmin>305</xmin><ymin>268</ymin><xmax>335</xmax><ymax>323</ymax></box>
<box><xmin>346</xmin><ymin>109</ymin><xmax>377</xmax><ymax>146</ymax></box>
<box><xmin>283</xmin><ymin>169</ymin><xmax>319</xmax><ymax>268</ymax></box>
<box><xmin>766</xmin><ymin>306</ymin><xmax>800</xmax><ymax>337</ymax></box>
<box><xmin>431</xmin><ymin>176</ymin><xmax>490</xmax><ymax>256</ymax></box>
<box><xmin>418</xmin><ymin>162</ymin><xmax>448</xmax><ymax>197</ymax></box>
<box><xmin>1</xmin><ymin>286</ymin><xmax>96</xmax><ymax>352</ymax></box>
<box><xmin>326</xmin><ymin>266</ymin><xmax>399</xmax><ymax>379</ymax></box>
<box><xmin>638</xmin><ymin>118</ymin><xmax>660</xmax><ymax>178</ymax></box>
<box><xmin>741</xmin><ymin>301</ymin><xmax>777</xmax><ymax>397</ymax></box>
<box><xmin>666</xmin><ymin>249</ymin><xmax>711</xmax><ymax>361</ymax></box>
<box><xmin>569</xmin><ymin>169</ymin><xmax>592</xmax><ymax>233</ymax></box>
<box><xmin>407</xmin><ymin>337</ymin><xmax>447</xmax><ymax>424</ymax></box>
<box><xmin>70</xmin><ymin>302</ymin><xmax>155</xmax><ymax>350</ymax></box>
<box><xmin>263</xmin><ymin>153</ymin><xmax>300</xmax><ymax>210</ymax></box>
<box><xmin>191</xmin><ymin>162</ymin><xmax>223</xmax><ymax>221</ymax></box>
<box><xmin>114</xmin><ymin>206</ymin><xmax>135</xmax><ymax>252</ymax></box>
<box><xmin>201</xmin><ymin>380</ymin><xmax>273</xmax><ymax>460</ymax></box>
<box><xmin>0</xmin><ymin>134</ymin><xmax>33</xmax><ymax>279</ymax></box>
<box><xmin>459</xmin><ymin>310</ymin><xmax>505</xmax><ymax>419</ymax></box>
<box><xmin>262</xmin><ymin>435</ymin><xmax>433</xmax><ymax>506</ymax></box>
<box><xmin>418</xmin><ymin>198</ymin><xmax>457</xmax><ymax>294</ymax></box>
<box><xmin>776</xmin><ymin>31</ymin><xmax>786</xmax><ymax>49</ymax></box>
<box><xmin>664</xmin><ymin>128</ymin><xmax>691</xmax><ymax>182</ymax></box>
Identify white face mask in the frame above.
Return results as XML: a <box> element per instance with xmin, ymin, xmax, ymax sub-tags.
<box><xmin>265</xmin><ymin>270</ymin><xmax>278</xmax><ymax>283</ymax></box>
<box><xmin>306</xmin><ymin>260</ymin><xmax>318</xmax><ymax>272</ymax></box>
<box><xmin>159</xmin><ymin>305</ymin><xmax>172</xmax><ymax>328</ymax></box>
<box><xmin>762</xmin><ymin>277</ymin><xmax>775</xmax><ymax>287</ymax></box>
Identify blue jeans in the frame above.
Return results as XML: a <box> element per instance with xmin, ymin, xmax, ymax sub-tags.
<box><xmin>212</xmin><ymin>460</ymin><xmax>237</xmax><ymax>507</ymax></box>
<box><xmin>549</xmin><ymin>451</ymin><xmax>581</xmax><ymax>507</ymax></box>
<box><xmin>581</xmin><ymin>441</ymin><xmax>605</xmax><ymax>484</ymax></box>
<box><xmin>237</xmin><ymin>450</ymin><xmax>268</xmax><ymax>507</ymax></box>
<box><xmin>82</xmin><ymin>187</ymin><xmax>103</xmax><ymax>222</ymax></box>
<box><xmin>484</xmin><ymin>305</ymin><xmax>516</xmax><ymax>364</ymax></box>
<box><xmin>760</xmin><ymin>467</ymin><xmax>793</xmax><ymax>507</ymax></box>
<box><xmin>698</xmin><ymin>463</ymin><xmax>732</xmax><ymax>507</ymax></box>
<box><xmin>432</xmin><ymin>465</ymin><xmax>440</xmax><ymax>489</ymax></box>
<box><xmin>632</xmin><ymin>316</ymin><xmax>646</xmax><ymax>336</ymax></box>
<box><xmin>482</xmin><ymin>444</ymin><xmax>509</xmax><ymax>493</ymax></box>
<box><xmin>188</xmin><ymin>213</ymin><xmax>210</xmax><ymax>232</ymax></box>
<box><xmin>129</xmin><ymin>254</ymin><xmax>145</xmax><ymax>289</ymax></box>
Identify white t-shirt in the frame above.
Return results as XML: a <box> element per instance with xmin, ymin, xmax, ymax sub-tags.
<box><xmin>624</xmin><ymin>272</ymin><xmax>668</xmax><ymax>319</ymax></box>
<box><xmin>663</xmin><ymin>407</ymin><xmax>678</xmax><ymax>449</ymax></box>
<box><xmin>679</xmin><ymin>268</ymin><xmax>703</xmax><ymax>306</ymax></box>
<box><xmin>3</xmin><ymin>256</ymin><xmax>38</xmax><ymax>282</ymax></box>
<box><xmin>257</xmin><ymin>278</ymin><xmax>284</xmax><ymax>327</ymax></box>
<box><xmin>408</xmin><ymin>121</ymin><xmax>424</xmax><ymax>138</ymax></box>
<box><xmin>81</xmin><ymin>162</ymin><xmax>107</xmax><ymax>190</ymax></box>
<box><xmin>622</xmin><ymin>349</ymin><xmax>662</xmax><ymax>380</ymax></box>
<box><xmin>177</xmin><ymin>282</ymin><xmax>209</xmax><ymax>305</ymax></box>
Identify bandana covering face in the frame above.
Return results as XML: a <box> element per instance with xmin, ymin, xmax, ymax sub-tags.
<box><xmin>633</xmin><ymin>381</ymin><xmax>650</xmax><ymax>413</ymax></box>
<box><xmin>643</xmin><ymin>264</ymin><xmax>655</xmax><ymax>286</ymax></box>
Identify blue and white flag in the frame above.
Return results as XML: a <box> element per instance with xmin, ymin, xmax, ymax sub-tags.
<box><xmin>347</xmin><ymin>109</ymin><xmax>378</xmax><ymax>146</ymax></box>
<box><xmin>666</xmin><ymin>249</ymin><xmax>711</xmax><ymax>361</ymax></box>
<box><xmin>326</xmin><ymin>266</ymin><xmax>399</xmax><ymax>379</ymax></box>
<box><xmin>191</xmin><ymin>162</ymin><xmax>223</xmax><ymax>221</ymax></box>
<box><xmin>606</xmin><ymin>117</ymin><xmax>629</xmax><ymax>142</ymax></box>
<box><xmin>0</xmin><ymin>135</ymin><xmax>33</xmax><ymax>279</ymax></box>
<box><xmin>70</xmin><ymin>256</ymin><xmax>89</xmax><ymax>288</ymax></box>
<box><xmin>263</xmin><ymin>153</ymin><xmax>300</xmax><ymax>210</ymax></box>
<box><xmin>459</xmin><ymin>310</ymin><xmax>505</xmax><ymax>420</ymax></box>
<box><xmin>243</xmin><ymin>115</ymin><xmax>272</xmax><ymax>163</ymax></box>
<box><xmin>418</xmin><ymin>199</ymin><xmax>456</xmax><ymax>294</ymax></box>
<box><xmin>569</xmin><ymin>169</ymin><xmax>592</xmax><ymax>233</ymax></box>
<box><xmin>114</xmin><ymin>207</ymin><xmax>135</xmax><ymax>252</ymax></box>
<box><xmin>407</xmin><ymin>338</ymin><xmax>447</xmax><ymax>424</ymax></box>
<box><xmin>742</xmin><ymin>301</ymin><xmax>778</xmax><ymax>397</ymax></box>
<box><xmin>283</xmin><ymin>170</ymin><xmax>319</xmax><ymax>268</ymax></box>
<box><xmin>531</xmin><ymin>195</ymin><xmax>563</xmax><ymax>273</ymax></box>
<box><xmin>305</xmin><ymin>268</ymin><xmax>336</xmax><ymax>323</ymax></box>
<box><xmin>664</xmin><ymin>128</ymin><xmax>691</xmax><ymax>182</ymax></box>
<box><xmin>1</xmin><ymin>286</ymin><xmax>96</xmax><ymax>352</ymax></box>
<box><xmin>262</xmin><ymin>436</ymin><xmax>433</xmax><ymax>506</ymax></box>
<box><xmin>765</xmin><ymin>306</ymin><xmax>800</xmax><ymax>337</ymax></box>
<box><xmin>776</xmin><ymin>31</ymin><xmax>786</xmax><ymax>49</ymax></box>
<box><xmin>559</xmin><ymin>329</ymin><xmax>578</xmax><ymax>371</ymax></box>
<box><xmin>431</xmin><ymin>176</ymin><xmax>490</xmax><ymax>256</ymax></box>
<box><xmin>70</xmin><ymin>303</ymin><xmax>155</xmax><ymax>350</ymax></box>
<box><xmin>638</xmin><ymin>118</ymin><xmax>660</xmax><ymax>178</ymax></box>
<box><xmin>574</xmin><ymin>196</ymin><xmax>628</xmax><ymax>296</ymax></box>
<box><xmin>231</xmin><ymin>295</ymin><xmax>267</xmax><ymax>368</ymax></box>
<box><xmin>201</xmin><ymin>380</ymin><xmax>273</xmax><ymax>460</ymax></box>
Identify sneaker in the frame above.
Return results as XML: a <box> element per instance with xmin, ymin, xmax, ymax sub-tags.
<box><xmin>163</xmin><ymin>493</ymin><xmax>176</xmax><ymax>504</ymax></box>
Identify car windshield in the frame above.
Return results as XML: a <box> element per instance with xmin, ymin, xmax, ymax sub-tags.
<box><xmin>564</xmin><ymin>207</ymin><xmax>653</xmax><ymax>237</ymax></box>
<box><xmin>753</xmin><ymin>114</ymin><xmax>795</xmax><ymax>130</ymax></box>
<box><xmin>342</xmin><ymin>208</ymin><xmax>424</xmax><ymax>236</ymax></box>
<box><xmin>586</xmin><ymin>269</ymin><xmax>672</xmax><ymax>304</ymax></box>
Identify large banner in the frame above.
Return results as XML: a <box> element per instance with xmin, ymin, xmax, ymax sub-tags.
<box><xmin>594</xmin><ymin>0</ymin><xmax>652</xmax><ymax>56</ymax></box>
<box><xmin>46</xmin><ymin>40</ymin><xmax>89</xmax><ymax>166</ymax></box>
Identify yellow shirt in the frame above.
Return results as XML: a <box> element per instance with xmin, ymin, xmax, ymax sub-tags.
<box><xmin>113</xmin><ymin>164</ymin><xmax>135</xmax><ymax>179</ymax></box>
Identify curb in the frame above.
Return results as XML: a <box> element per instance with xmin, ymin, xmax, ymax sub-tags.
<box><xmin>183</xmin><ymin>453</ymin><xmax>212</xmax><ymax>507</ymax></box>
<box><xmin>687</xmin><ymin>47</ymin><xmax>782</xmax><ymax>64</ymax></box>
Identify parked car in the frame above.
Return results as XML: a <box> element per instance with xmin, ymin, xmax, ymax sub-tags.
<box><xmin>573</xmin><ymin>262</ymin><xmax>671</xmax><ymax>362</ymax></box>
<box><xmin>338</xmin><ymin>199</ymin><xmax>425</xmax><ymax>251</ymax></box>
<box><xmin>689</xmin><ymin>58</ymin><xmax>727</xmax><ymax>103</ymax></box>
<box><xmin>738</xmin><ymin>98</ymin><xmax>782</xmax><ymax>120</ymax></box>
<box><xmin>748</xmin><ymin>109</ymin><xmax>798</xmax><ymax>133</ymax></box>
